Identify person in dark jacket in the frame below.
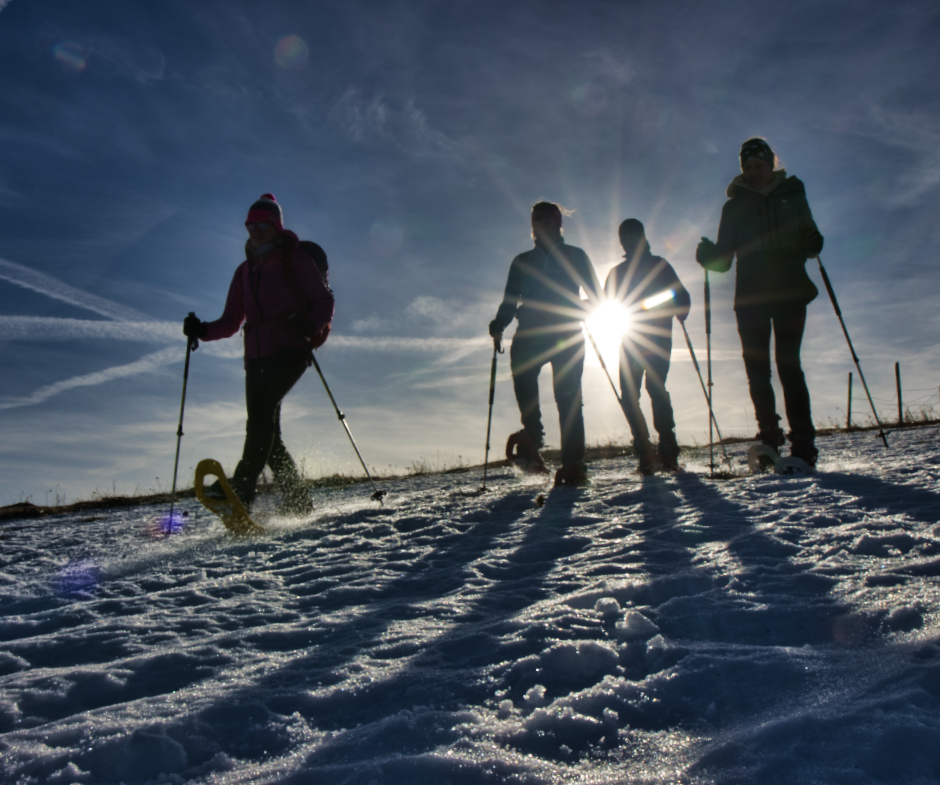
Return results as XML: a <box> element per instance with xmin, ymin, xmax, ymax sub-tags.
<box><xmin>489</xmin><ymin>201</ymin><xmax>602</xmax><ymax>486</ymax></box>
<box><xmin>183</xmin><ymin>194</ymin><xmax>334</xmax><ymax>513</ymax></box>
<box><xmin>696</xmin><ymin>138</ymin><xmax>824</xmax><ymax>466</ymax></box>
<box><xmin>605</xmin><ymin>219</ymin><xmax>691</xmax><ymax>474</ymax></box>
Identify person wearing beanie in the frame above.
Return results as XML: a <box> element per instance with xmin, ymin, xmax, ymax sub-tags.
<box><xmin>696</xmin><ymin>138</ymin><xmax>824</xmax><ymax>467</ymax></box>
<box><xmin>605</xmin><ymin>219</ymin><xmax>691</xmax><ymax>475</ymax></box>
<box><xmin>183</xmin><ymin>193</ymin><xmax>334</xmax><ymax>514</ymax></box>
<box><xmin>489</xmin><ymin>201</ymin><xmax>603</xmax><ymax>487</ymax></box>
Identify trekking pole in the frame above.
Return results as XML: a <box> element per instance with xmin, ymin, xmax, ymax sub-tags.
<box><xmin>816</xmin><ymin>255</ymin><xmax>889</xmax><ymax>448</ymax></box>
<box><xmin>680</xmin><ymin>320</ymin><xmax>731</xmax><ymax>470</ymax></box>
<box><xmin>167</xmin><ymin>314</ymin><xmax>199</xmax><ymax>529</ymax></box>
<box><xmin>704</xmin><ymin>271</ymin><xmax>715</xmax><ymax>474</ymax></box>
<box><xmin>310</xmin><ymin>353</ymin><xmax>387</xmax><ymax>502</ymax></box>
<box><xmin>582</xmin><ymin>321</ymin><xmax>624</xmax><ymax>407</ymax></box>
<box><xmin>479</xmin><ymin>336</ymin><xmax>504</xmax><ymax>492</ymax></box>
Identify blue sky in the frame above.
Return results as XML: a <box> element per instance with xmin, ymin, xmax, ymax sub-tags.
<box><xmin>1</xmin><ymin>0</ymin><xmax>939</xmax><ymax>503</ymax></box>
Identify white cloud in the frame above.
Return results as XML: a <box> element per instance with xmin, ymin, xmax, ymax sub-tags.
<box><xmin>350</xmin><ymin>296</ymin><xmax>491</xmax><ymax>337</ymax></box>
<box><xmin>328</xmin><ymin>335</ymin><xmax>488</xmax><ymax>353</ymax></box>
<box><xmin>0</xmin><ymin>258</ymin><xmax>152</xmax><ymax>321</ymax></box>
<box><xmin>0</xmin><ymin>316</ymin><xmax>176</xmax><ymax>343</ymax></box>
<box><xmin>329</xmin><ymin>89</ymin><xmax>459</xmax><ymax>157</ymax></box>
<box><xmin>0</xmin><ymin>347</ymin><xmax>181</xmax><ymax>411</ymax></box>
<box><xmin>583</xmin><ymin>50</ymin><xmax>636</xmax><ymax>85</ymax></box>
<box><xmin>858</xmin><ymin>101</ymin><xmax>940</xmax><ymax>206</ymax></box>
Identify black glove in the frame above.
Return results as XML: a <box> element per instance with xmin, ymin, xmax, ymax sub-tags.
<box><xmin>800</xmin><ymin>226</ymin><xmax>823</xmax><ymax>257</ymax></box>
<box><xmin>695</xmin><ymin>237</ymin><xmax>717</xmax><ymax>267</ymax></box>
<box><xmin>488</xmin><ymin>319</ymin><xmax>504</xmax><ymax>339</ymax></box>
<box><xmin>183</xmin><ymin>313</ymin><xmax>208</xmax><ymax>340</ymax></box>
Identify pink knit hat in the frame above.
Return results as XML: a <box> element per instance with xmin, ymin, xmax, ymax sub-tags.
<box><xmin>246</xmin><ymin>193</ymin><xmax>283</xmax><ymax>229</ymax></box>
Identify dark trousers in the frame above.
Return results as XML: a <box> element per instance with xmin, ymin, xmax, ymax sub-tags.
<box><xmin>510</xmin><ymin>328</ymin><xmax>585</xmax><ymax>467</ymax></box>
<box><xmin>618</xmin><ymin>336</ymin><xmax>677</xmax><ymax>455</ymax></box>
<box><xmin>736</xmin><ymin>304</ymin><xmax>814</xmax><ymax>442</ymax></box>
<box><xmin>231</xmin><ymin>349</ymin><xmax>308</xmax><ymax>505</ymax></box>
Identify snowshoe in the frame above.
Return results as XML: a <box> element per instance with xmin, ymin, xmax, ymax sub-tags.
<box><xmin>195</xmin><ymin>459</ymin><xmax>265</xmax><ymax>536</ymax></box>
<box><xmin>505</xmin><ymin>430</ymin><xmax>550</xmax><ymax>475</ymax></box>
<box><xmin>776</xmin><ymin>456</ymin><xmax>815</xmax><ymax>476</ymax></box>
<box><xmin>747</xmin><ymin>444</ymin><xmax>779</xmax><ymax>474</ymax></box>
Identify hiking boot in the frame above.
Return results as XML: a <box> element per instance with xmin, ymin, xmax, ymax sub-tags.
<box><xmin>506</xmin><ymin>430</ymin><xmax>549</xmax><ymax>474</ymax></box>
<box><xmin>788</xmin><ymin>438</ymin><xmax>818</xmax><ymax>468</ymax></box>
<box><xmin>757</xmin><ymin>426</ymin><xmax>785</xmax><ymax>451</ymax></box>
<box><xmin>203</xmin><ymin>480</ymin><xmax>227</xmax><ymax>501</ymax></box>
<box><xmin>658</xmin><ymin>452</ymin><xmax>681</xmax><ymax>473</ymax></box>
<box><xmin>554</xmin><ymin>463</ymin><xmax>589</xmax><ymax>487</ymax></box>
<box><xmin>636</xmin><ymin>453</ymin><xmax>658</xmax><ymax>476</ymax></box>
<box><xmin>634</xmin><ymin>438</ymin><xmax>657</xmax><ymax>476</ymax></box>
<box><xmin>657</xmin><ymin>433</ymin><xmax>680</xmax><ymax>473</ymax></box>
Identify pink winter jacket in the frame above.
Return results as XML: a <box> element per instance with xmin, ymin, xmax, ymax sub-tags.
<box><xmin>204</xmin><ymin>231</ymin><xmax>334</xmax><ymax>362</ymax></box>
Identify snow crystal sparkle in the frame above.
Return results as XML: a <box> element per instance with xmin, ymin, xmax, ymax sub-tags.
<box><xmin>54</xmin><ymin>559</ymin><xmax>101</xmax><ymax>597</ymax></box>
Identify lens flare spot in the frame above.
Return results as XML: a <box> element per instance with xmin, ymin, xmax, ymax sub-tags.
<box><xmin>53</xmin><ymin>41</ymin><xmax>87</xmax><ymax>72</ymax></box>
<box><xmin>369</xmin><ymin>221</ymin><xmax>405</xmax><ymax>256</ymax></box>
<box><xmin>148</xmin><ymin>510</ymin><xmax>188</xmax><ymax>539</ymax></box>
<box><xmin>642</xmin><ymin>288</ymin><xmax>675</xmax><ymax>310</ymax></box>
<box><xmin>275</xmin><ymin>35</ymin><xmax>309</xmax><ymax>70</ymax></box>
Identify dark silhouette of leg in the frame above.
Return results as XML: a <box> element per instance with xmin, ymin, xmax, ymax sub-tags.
<box><xmin>231</xmin><ymin>350</ymin><xmax>308</xmax><ymax>507</ymax></box>
<box><xmin>643</xmin><ymin>339</ymin><xmax>678</xmax><ymax>463</ymax></box>
<box><xmin>619</xmin><ymin>346</ymin><xmax>652</xmax><ymax>448</ymax></box>
<box><xmin>772</xmin><ymin>304</ymin><xmax>815</xmax><ymax>462</ymax></box>
<box><xmin>510</xmin><ymin>332</ymin><xmax>546</xmax><ymax>448</ymax></box>
<box><xmin>736</xmin><ymin>306</ymin><xmax>783</xmax><ymax>445</ymax></box>
<box><xmin>551</xmin><ymin>332</ymin><xmax>586</xmax><ymax>467</ymax></box>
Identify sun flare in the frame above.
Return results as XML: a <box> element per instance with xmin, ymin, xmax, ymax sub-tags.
<box><xmin>584</xmin><ymin>300</ymin><xmax>631</xmax><ymax>369</ymax></box>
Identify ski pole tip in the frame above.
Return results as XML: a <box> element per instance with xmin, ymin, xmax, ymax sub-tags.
<box><xmin>371</xmin><ymin>489</ymin><xmax>387</xmax><ymax>503</ymax></box>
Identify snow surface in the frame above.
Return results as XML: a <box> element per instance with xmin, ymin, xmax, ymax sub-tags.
<box><xmin>2</xmin><ymin>426</ymin><xmax>940</xmax><ymax>784</ymax></box>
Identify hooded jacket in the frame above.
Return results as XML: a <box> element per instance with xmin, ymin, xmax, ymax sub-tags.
<box><xmin>204</xmin><ymin>230</ymin><xmax>334</xmax><ymax>361</ymax></box>
<box><xmin>703</xmin><ymin>171</ymin><xmax>821</xmax><ymax>308</ymax></box>
<box><xmin>493</xmin><ymin>239</ymin><xmax>602</xmax><ymax>334</ymax></box>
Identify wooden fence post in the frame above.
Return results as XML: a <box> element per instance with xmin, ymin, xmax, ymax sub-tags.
<box><xmin>847</xmin><ymin>372</ymin><xmax>853</xmax><ymax>429</ymax></box>
<box><xmin>895</xmin><ymin>362</ymin><xmax>903</xmax><ymax>425</ymax></box>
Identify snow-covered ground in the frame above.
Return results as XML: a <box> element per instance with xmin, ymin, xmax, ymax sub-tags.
<box><xmin>2</xmin><ymin>425</ymin><xmax>940</xmax><ymax>784</ymax></box>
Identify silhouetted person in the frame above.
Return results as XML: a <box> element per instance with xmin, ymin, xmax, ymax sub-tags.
<box><xmin>489</xmin><ymin>202</ymin><xmax>602</xmax><ymax>486</ymax></box>
<box><xmin>605</xmin><ymin>219</ymin><xmax>690</xmax><ymax>474</ymax></box>
<box><xmin>697</xmin><ymin>138</ymin><xmax>824</xmax><ymax>467</ymax></box>
<box><xmin>183</xmin><ymin>194</ymin><xmax>334</xmax><ymax>513</ymax></box>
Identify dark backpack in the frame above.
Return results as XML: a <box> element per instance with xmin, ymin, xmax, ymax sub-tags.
<box><xmin>298</xmin><ymin>240</ymin><xmax>329</xmax><ymax>283</ymax></box>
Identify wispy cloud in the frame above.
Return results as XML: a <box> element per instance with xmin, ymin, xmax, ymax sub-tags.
<box><xmin>0</xmin><ymin>316</ymin><xmax>176</xmax><ymax>342</ymax></box>
<box><xmin>325</xmin><ymin>335</ymin><xmax>488</xmax><ymax>353</ymax></box>
<box><xmin>0</xmin><ymin>258</ymin><xmax>152</xmax><ymax>322</ymax></box>
<box><xmin>350</xmin><ymin>296</ymin><xmax>491</xmax><ymax>338</ymax></box>
<box><xmin>857</xmin><ymin>101</ymin><xmax>940</xmax><ymax>206</ymax></box>
<box><xmin>0</xmin><ymin>347</ymin><xmax>181</xmax><ymax>411</ymax></box>
<box><xmin>329</xmin><ymin>89</ymin><xmax>459</xmax><ymax>157</ymax></box>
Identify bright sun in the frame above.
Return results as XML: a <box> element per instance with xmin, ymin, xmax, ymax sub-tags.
<box><xmin>583</xmin><ymin>300</ymin><xmax>631</xmax><ymax>369</ymax></box>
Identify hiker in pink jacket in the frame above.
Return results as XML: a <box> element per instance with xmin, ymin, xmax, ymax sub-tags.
<box><xmin>183</xmin><ymin>194</ymin><xmax>334</xmax><ymax>514</ymax></box>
